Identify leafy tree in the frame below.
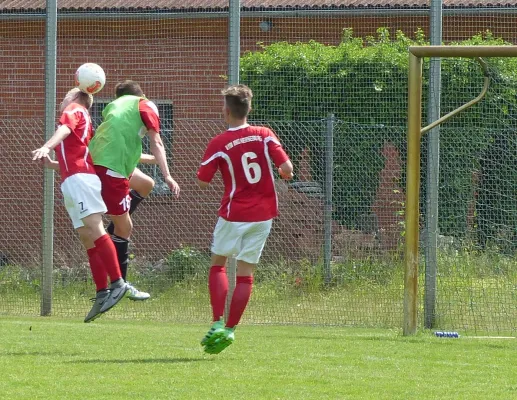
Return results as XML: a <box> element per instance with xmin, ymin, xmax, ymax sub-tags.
<box><xmin>241</xmin><ymin>29</ymin><xmax>517</xmax><ymax>240</ymax></box>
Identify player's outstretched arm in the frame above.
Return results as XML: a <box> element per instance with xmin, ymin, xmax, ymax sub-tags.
<box><xmin>32</xmin><ymin>125</ymin><xmax>72</xmax><ymax>162</ymax></box>
<box><xmin>197</xmin><ymin>179</ymin><xmax>210</xmax><ymax>189</ymax></box>
<box><xmin>43</xmin><ymin>158</ymin><xmax>60</xmax><ymax>170</ymax></box>
<box><xmin>148</xmin><ymin>129</ymin><xmax>180</xmax><ymax>197</ymax></box>
<box><xmin>278</xmin><ymin>160</ymin><xmax>294</xmax><ymax>180</ymax></box>
<box><xmin>139</xmin><ymin>153</ymin><xmax>157</xmax><ymax>164</ymax></box>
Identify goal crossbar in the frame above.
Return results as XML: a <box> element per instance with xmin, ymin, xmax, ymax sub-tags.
<box><xmin>409</xmin><ymin>45</ymin><xmax>517</xmax><ymax>58</ymax></box>
<box><xmin>404</xmin><ymin>45</ymin><xmax>517</xmax><ymax>336</ymax></box>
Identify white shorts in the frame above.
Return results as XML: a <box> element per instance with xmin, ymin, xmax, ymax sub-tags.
<box><xmin>61</xmin><ymin>173</ymin><xmax>107</xmax><ymax>229</ymax></box>
<box><xmin>211</xmin><ymin>217</ymin><xmax>273</xmax><ymax>264</ymax></box>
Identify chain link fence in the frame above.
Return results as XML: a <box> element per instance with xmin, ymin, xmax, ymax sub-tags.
<box><xmin>1</xmin><ymin>1</ymin><xmax>517</xmax><ymax>333</ymax></box>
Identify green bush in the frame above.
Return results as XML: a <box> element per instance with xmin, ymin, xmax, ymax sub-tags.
<box><xmin>241</xmin><ymin>28</ymin><xmax>517</xmax><ymax>241</ymax></box>
<box><xmin>165</xmin><ymin>246</ymin><xmax>210</xmax><ymax>284</ymax></box>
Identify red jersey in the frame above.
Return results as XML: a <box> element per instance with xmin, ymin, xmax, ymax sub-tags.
<box><xmin>56</xmin><ymin>103</ymin><xmax>95</xmax><ymax>181</ymax></box>
<box><xmin>139</xmin><ymin>99</ymin><xmax>160</xmax><ymax>132</ymax></box>
<box><xmin>197</xmin><ymin>124</ymin><xmax>290</xmax><ymax>222</ymax></box>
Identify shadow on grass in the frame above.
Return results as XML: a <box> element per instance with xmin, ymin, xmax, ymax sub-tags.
<box><xmin>67</xmin><ymin>357</ymin><xmax>214</xmax><ymax>364</ymax></box>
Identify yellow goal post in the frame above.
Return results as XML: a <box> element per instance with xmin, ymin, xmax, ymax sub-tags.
<box><xmin>404</xmin><ymin>45</ymin><xmax>517</xmax><ymax>336</ymax></box>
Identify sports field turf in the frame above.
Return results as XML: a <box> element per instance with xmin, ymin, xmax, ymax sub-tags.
<box><xmin>1</xmin><ymin>316</ymin><xmax>516</xmax><ymax>399</ymax></box>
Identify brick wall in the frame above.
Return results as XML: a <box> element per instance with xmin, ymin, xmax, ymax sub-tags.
<box><xmin>0</xmin><ymin>15</ymin><xmax>512</xmax><ymax>266</ymax></box>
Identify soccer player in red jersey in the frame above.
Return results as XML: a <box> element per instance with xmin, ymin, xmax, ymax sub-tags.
<box><xmin>197</xmin><ymin>84</ymin><xmax>293</xmax><ymax>354</ymax></box>
<box><xmin>31</xmin><ymin>88</ymin><xmax>128</xmax><ymax>322</ymax></box>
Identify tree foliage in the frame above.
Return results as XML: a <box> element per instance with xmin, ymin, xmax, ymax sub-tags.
<box><xmin>241</xmin><ymin>28</ymin><xmax>517</xmax><ymax>242</ymax></box>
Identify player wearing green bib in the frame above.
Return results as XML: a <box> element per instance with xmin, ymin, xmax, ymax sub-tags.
<box><xmin>90</xmin><ymin>95</ymin><xmax>145</xmax><ymax>178</ymax></box>
<box><xmin>90</xmin><ymin>80</ymin><xmax>180</xmax><ymax>301</ymax></box>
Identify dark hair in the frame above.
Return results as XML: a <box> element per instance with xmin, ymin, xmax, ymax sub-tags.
<box><xmin>115</xmin><ymin>80</ymin><xmax>144</xmax><ymax>98</ymax></box>
<box><xmin>222</xmin><ymin>84</ymin><xmax>253</xmax><ymax>119</ymax></box>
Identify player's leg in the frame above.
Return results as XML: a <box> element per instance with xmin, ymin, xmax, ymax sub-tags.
<box><xmin>106</xmin><ymin>168</ymin><xmax>154</xmax><ymax>235</ymax></box>
<box><xmin>200</xmin><ymin>253</ymin><xmax>228</xmax><ymax>346</ymax></box>
<box><xmin>108</xmin><ymin>211</ymin><xmax>133</xmax><ymax>280</ymax></box>
<box><xmin>82</xmin><ymin>212</ymin><xmax>129</xmax><ymax>314</ymax></box>
<box><xmin>62</xmin><ymin>173</ymin><xmax>127</xmax><ymax>322</ymax></box>
<box><xmin>205</xmin><ymin>219</ymin><xmax>272</xmax><ymax>354</ymax></box>
<box><xmin>84</xmin><ymin>213</ymin><xmax>124</xmax><ymax>284</ymax></box>
<box><xmin>226</xmin><ymin>260</ymin><xmax>255</xmax><ymax>329</ymax></box>
<box><xmin>209</xmin><ymin>253</ymin><xmax>229</xmax><ymax>323</ymax></box>
<box><xmin>76</xmin><ymin>225</ymin><xmax>110</xmax><ymax>323</ymax></box>
<box><xmin>89</xmin><ymin>168</ymin><xmax>132</xmax><ymax>283</ymax></box>
<box><xmin>77</xmin><ymin>225</ymin><xmax>106</xmax><ymax>291</ymax></box>
<box><xmin>79</xmin><ymin>215</ymin><xmax>128</xmax><ymax>321</ymax></box>
<box><xmin>204</xmin><ymin>260</ymin><xmax>254</xmax><ymax>354</ymax></box>
<box><xmin>95</xmin><ymin>165</ymin><xmax>132</xmax><ymax>277</ymax></box>
<box><xmin>96</xmin><ymin>165</ymin><xmax>151</xmax><ymax>301</ymax></box>
<box><xmin>108</xmin><ymin>211</ymin><xmax>150</xmax><ymax>300</ymax></box>
<box><xmin>201</xmin><ymin>218</ymin><xmax>239</xmax><ymax>346</ymax></box>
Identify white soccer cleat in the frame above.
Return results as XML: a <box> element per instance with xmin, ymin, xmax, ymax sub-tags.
<box><xmin>125</xmin><ymin>282</ymin><xmax>150</xmax><ymax>301</ymax></box>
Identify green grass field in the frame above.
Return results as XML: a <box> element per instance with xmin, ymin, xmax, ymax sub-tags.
<box><xmin>1</xmin><ymin>316</ymin><xmax>516</xmax><ymax>399</ymax></box>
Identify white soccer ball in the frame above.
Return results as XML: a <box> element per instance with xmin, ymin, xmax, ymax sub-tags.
<box><xmin>74</xmin><ymin>63</ymin><xmax>106</xmax><ymax>95</ymax></box>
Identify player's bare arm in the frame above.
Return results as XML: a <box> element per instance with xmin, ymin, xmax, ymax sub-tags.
<box><xmin>197</xmin><ymin>179</ymin><xmax>210</xmax><ymax>189</ymax></box>
<box><xmin>43</xmin><ymin>158</ymin><xmax>60</xmax><ymax>170</ymax></box>
<box><xmin>139</xmin><ymin>153</ymin><xmax>157</xmax><ymax>164</ymax></box>
<box><xmin>278</xmin><ymin>160</ymin><xmax>294</xmax><ymax>180</ymax></box>
<box><xmin>148</xmin><ymin>129</ymin><xmax>180</xmax><ymax>197</ymax></box>
<box><xmin>32</xmin><ymin>125</ymin><xmax>72</xmax><ymax>162</ymax></box>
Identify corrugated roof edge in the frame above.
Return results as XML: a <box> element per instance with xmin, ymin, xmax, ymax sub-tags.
<box><xmin>2</xmin><ymin>4</ymin><xmax>517</xmax><ymax>12</ymax></box>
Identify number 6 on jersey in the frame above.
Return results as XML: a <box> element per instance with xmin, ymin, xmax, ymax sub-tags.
<box><xmin>242</xmin><ymin>152</ymin><xmax>261</xmax><ymax>184</ymax></box>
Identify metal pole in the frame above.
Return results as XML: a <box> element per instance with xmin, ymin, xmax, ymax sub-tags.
<box><xmin>323</xmin><ymin>114</ymin><xmax>334</xmax><ymax>285</ymax></box>
<box><xmin>225</xmin><ymin>0</ymin><xmax>240</xmax><ymax>318</ymax></box>
<box><xmin>409</xmin><ymin>46</ymin><xmax>517</xmax><ymax>58</ymax></box>
<box><xmin>404</xmin><ymin>53</ymin><xmax>423</xmax><ymax>336</ymax></box>
<box><xmin>41</xmin><ymin>0</ymin><xmax>57</xmax><ymax>316</ymax></box>
<box><xmin>228</xmin><ymin>0</ymin><xmax>240</xmax><ymax>85</ymax></box>
<box><xmin>424</xmin><ymin>0</ymin><xmax>442</xmax><ymax>329</ymax></box>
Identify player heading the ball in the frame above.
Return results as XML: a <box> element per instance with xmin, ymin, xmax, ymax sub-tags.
<box><xmin>31</xmin><ymin>88</ymin><xmax>128</xmax><ymax>322</ymax></box>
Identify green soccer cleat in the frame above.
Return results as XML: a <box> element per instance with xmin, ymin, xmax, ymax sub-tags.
<box><xmin>200</xmin><ymin>319</ymin><xmax>225</xmax><ymax>346</ymax></box>
<box><xmin>204</xmin><ymin>328</ymin><xmax>235</xmax><ymax>355</ymax></box>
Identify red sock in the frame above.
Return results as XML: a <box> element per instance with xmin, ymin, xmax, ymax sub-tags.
<box><xmin>226</xmin><ymin>276</ymin><xmax>253</xmax><ymax>328</ymax></box>
<box><xmin>208</xmin><ymin>265</ymin><xmax>228</xmax><ymax>322</ymax></box>
<box><xmin>86</xmin><ymin>247</ymin><xmax>108</xmax><ymax>291</ymax></box>
<box><xmin>94</xmin><ymin>234</ymin><xmax>122</xmax><ymax>283</ymax></box>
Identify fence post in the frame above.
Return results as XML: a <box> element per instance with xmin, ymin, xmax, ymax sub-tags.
<box><xmin>323</xmin><ymin>114</ymin><xmax>334</xmax><ymax>285</ymax></box>
<box><xmin>228</xmin><ymin>0</ymin><xmax>240</xmax><ymax>86</ymax></box>
<box><xmin>41</xmin><ymin>0</ymin><xmax>58</xmax><ymax>316</ymax></box>
<box><xmin>424</xmin><ymin>0</ymin><xmax>442</xmax><ymax>329</ymax></box>
<box><xmin>225</xmin><ymin>257</ymin><xmax>237</xmax><ymax>319</ymax></box>
<box><xmin>225</xmin><ymin>0</ymin><xmax>240</xmax><ymax>319</ymax></box>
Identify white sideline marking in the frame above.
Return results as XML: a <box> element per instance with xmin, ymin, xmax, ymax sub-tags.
<box><xmin>464</xmin><ymin>336</ymin><xmax>516</xmax><ymax>339</ymax></box>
